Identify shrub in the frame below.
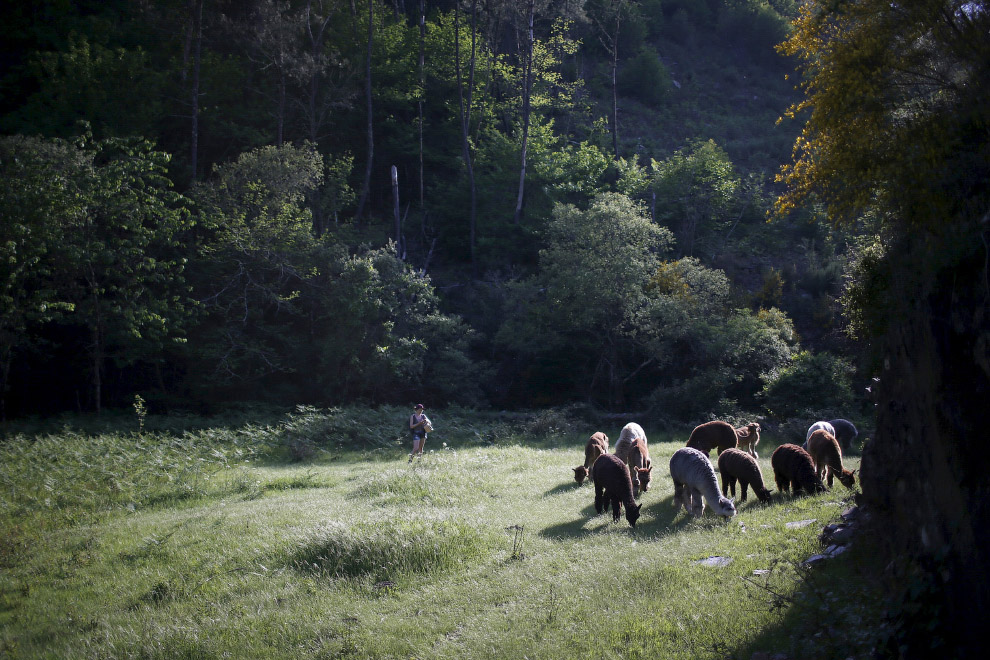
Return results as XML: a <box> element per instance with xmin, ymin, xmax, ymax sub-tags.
<box><xmin>618</xmin><ymin>49</ymin><xmax>672</xmax><ymax>106</ymax></box>
<box><xmin>760</xmin><ymin>350</ymin><xmax>855</xmax><ymax>419</ymax></box>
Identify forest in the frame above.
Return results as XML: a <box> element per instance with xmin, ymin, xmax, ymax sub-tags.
<box><xmin>1</xmin><ymin>0</ymin><xmax>858</xmax><ymax>423</ymax></box>
<box><xmin>2</xmin><ymin>0</ymin><xmax>989</xmax><ymax>656</ymax></box>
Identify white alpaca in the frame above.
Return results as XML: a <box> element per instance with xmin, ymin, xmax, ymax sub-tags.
<box><xmin>669</xmin><ymin>447</ymin><xmax>736</xmax><ymax>518</ymax></box>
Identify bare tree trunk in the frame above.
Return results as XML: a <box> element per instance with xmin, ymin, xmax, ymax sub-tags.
<box><xmin>391</xmin><ymin>165</ymin><xmax>402</xmax><ymax>255</ymax></box>
<box><xmin>417</xmin><ymin>0</ymin><xmax>425</xmax><ymax>212</ymax></box>
<box><xmin>610</xmin><ymin>12</ymin><xmax>619</xmax><ymax>158</ymax></box>
<box><xmin>355</xmin><ymin>0</ymin><xmax>374</xmax><ymax>221</ymax></box>
<box><xmin>276</xmin><ymin>68</ymin><xmax>286</xmax><ymax>146</ymax></box>
<box><xmin>512</xmin><ymin>0</ymin><xmax>535</xmax><ymax>225</ymax></box>
<box><xmin>455</xmin><ymin>3</ymin><xmax>478</xmax><ymax>271</ymax></box>
<box><xmin>90</xmin><ymin>318</ymin><xmax>103</xmax><ymax>415</ymax></box>
<box><xmin>189</xmin><ymin>0</ymin><xmax>204</xmax><ymax>183</ymax></box>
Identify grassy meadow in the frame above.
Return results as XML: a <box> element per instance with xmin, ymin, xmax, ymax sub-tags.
<box><xmin>0</xmin><ymin>407</ymin><xmax>887</xmax><ymax>659</ymax></box>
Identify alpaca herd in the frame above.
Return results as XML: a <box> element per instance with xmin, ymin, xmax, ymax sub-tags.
<box><xmin>572</xmin><ymin>418</ymin><xmax>859</xmax><ymax>527</ymax></box>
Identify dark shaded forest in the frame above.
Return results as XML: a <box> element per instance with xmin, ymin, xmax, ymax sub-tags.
<box><xmin>2</xmin><ymin>0</ymin><xmax>862</xmax><ymax>425</ymax></box>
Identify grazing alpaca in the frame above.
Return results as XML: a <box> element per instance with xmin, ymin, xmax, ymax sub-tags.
<box><xmin>717</xmin><ymin>448</ymin><xmax>772</xmax><ymax>503</ymax></box>
<box><xmin>803</xmin><ymin>421</ymin><xmax>835</xmax><ymax>450</ymax></box>
<box><xmin>827</xmin><ymin>418</ymin><xmax>859</xmax><ymax>452</ymax></box>
<box><xmin>686</xmin><ymin>420</ymin><xmax>738</xmax><ymax>458</ymax></box>
<box><xmin>627</xmin><ymin>437</ymin><xmax>653</xmax><ymax>496</ymax></box>
<box><xmin>613</xmin><ymin>422</ymin><xmax>647</xmax><ymax>462</ymax></box>
<box><xmin>573</xmin><ymin>431</ymin><xmax>609</xmax><ymax>485</ymax></box>
<box><xmin>807</xmin><ymin>429</ymin><xmax>856</xmax><ymax>489</ymax></box>
<box><xmin>590</xmin><ymin>454</ymin><xmax>641</xmax><ymax>527</ymax></box>
<box><xmin>613</xmin><ymin>422</ymin><xmax>651</xmax><ymax>495</ymax></box>
<box><xmin>771</xmin><ymin>444</ymin><xmax>826</xmax><ymax>495</ymax></box>
<box><xmin>734</xmin><ymin>422</ymin><xmax>762</xmax><ymax>458</ymax></box>
<box><xmin>669</xmin><ymin>447</ymin><xmax>736</xmax><ymax>518</ymax></box>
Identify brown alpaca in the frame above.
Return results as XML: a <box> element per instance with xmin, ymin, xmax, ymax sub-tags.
<box><xmin>806</xmin><ymin>429</ymin><xmax>856</xmax><ymax>489</ymax></box>
<box><xmin>589</xmin><ymin>453</ymin><xmax>641</xmax><ymax>527</ymax></box>
<box><xmin>717</xmin><ymin>448</ymin><xmax>772</xmax><ymax>503</ymax></box>
<box><xmin>686</xmin><ymin>420</ymin><xmax>738</xmax><ymax>458</ymax></box>
<box><xmin>734</xmin><ymin>422</ymin><xmax>761</xmax><ymax>458</ymax></box>
<box><xmin>771</xmin><ymin>444</ymin><xmax>826</xmax><ymax>495</ymax></box>
<box><xmin>627</xmin><ymin>437</ymin><xmax>653</xmax><ymax>496</ymax></box>
<box><xmin>573</xmin><ymin>432</ymin><xmax>609</xmax><ymax>485</ymax></box>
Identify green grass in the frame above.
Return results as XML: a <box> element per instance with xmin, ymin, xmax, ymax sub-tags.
<box><xmin>0</xmin><ymin>408</ymin><xmax>880</xmax><ymax>659</ymax></box>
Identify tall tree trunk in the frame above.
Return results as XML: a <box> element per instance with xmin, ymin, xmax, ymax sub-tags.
<box><xmin>610</xmin><ymin>12</ymin><xmax>619</xmax><ymax>158</ymax></box>
<box><xmin>276</xmin><ymin>70</ymin><xmax>286</xmax><ymax>146</ymax></box>
<box><xmin>0</xmin><ymin>347</ymin><xmax>10</xmax><ymax>422</ymax></box>
<box><xmin>512</xmin><ymin>0</ymin><xmax>535</xmax><ymax>225</ymax></box>
<box><xmin>89</xmin><ymin>318</ymin><xmax>103</xmax><ymax>415</ymax></box>
<box><xmin>455</xmin><ymin>3</ymin><xmax>478</xmax><ymax>271</ymax></box>
<box><xmin>189</xmin><ymin>0</ymin><xmax>204</xmax><ymax>183</ymax></box>
<box><xmin>304</xmin><ymin>0</ymin><xmax>334</xmax><ymax>234</ymax></box>
<box><xmin>391</xmin><ymin>165</ymin><xmax>402</xmax><ymax>254</ymax></box>
<box><xmin>355</xmin><ymin>0</ymin><xmax>375</xmax><ymax>221</ymax></box>
<box><xmin>417</xmin><ymin>0</ymin><xmax>425</xmax><ymax>212</ymax></box>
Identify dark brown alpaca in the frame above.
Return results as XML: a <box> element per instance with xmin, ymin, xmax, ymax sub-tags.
<box><xmin>717</xmin><ymin>448</ymin><xmax>772</xmax><ymax>503</ymax></box>
<box><xmin>590</xmin><ymin>453</ymin><xmax>641</xmax><ymax>527</ymax></box>
<box><xmin>573</xmin><ymin>431</ymin><xmax>609</xmax><ymax>485</ymax></box>
<box><xmin>771</xmin><ymin>444</ymin><xmax>826</xmax><ymax>495</ymax></box>
<box><xmin>686</xmin><ymin>420</ymin><xmax>738</xmax><ymax>458</ymax></box>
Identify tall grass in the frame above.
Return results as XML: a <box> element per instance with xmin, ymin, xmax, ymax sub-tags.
<box><xmin>0</xmin><ymin>406</ymin><xmax>884</xmax><ymax>659</ymax></box>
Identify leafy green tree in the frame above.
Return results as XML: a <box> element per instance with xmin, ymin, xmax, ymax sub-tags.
<box><xmin>497</xmin><ymin>192</ymin><xmax>674</xmax><ymax>406</ymax></box>
<box><xmin>189</xmin><ymin>142</ymin><xmax>487</xmax><ymax>405</ymax></box>
<box><xmin>2</xmin><ymin>132</ymin><xmax>196</xmax><ymax>413</ymax></box>
<box><xmin>640</xmin><ymin>259</ymin><xmax>797</xmax><ymax>419</ymax></box>
<box><xmin>0</xmin><ymin>136</ymin><xmax>85</xmax><ymax>418</ymax></box>
<box><xmin>759</xmin><ymin>349</ymin><xmax>853</xmax><ymax>418</ymax></box>
<box><xmin>651</xmin><ymin>139</ymin><xmax>741</xmax><ymax>259</ymax></box>
<box><xmin>188</xmin><ymin>142</ymin><xmax>327</xmax><ymax>396</ymax></box>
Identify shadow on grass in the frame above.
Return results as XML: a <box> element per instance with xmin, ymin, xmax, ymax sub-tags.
<box><xmin>543</xmin><ymin>481</ymin><xmax>581</xmax><ymax>498</ymax></box>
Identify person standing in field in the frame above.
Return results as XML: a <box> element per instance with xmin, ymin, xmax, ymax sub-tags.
<box><xmin>408</xmin><ymin>403</ymin><xmax>431</xmax><ymax>462</ymax></box>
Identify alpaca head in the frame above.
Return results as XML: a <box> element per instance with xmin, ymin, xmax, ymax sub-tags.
<box><xmin>636</xmin><ymin>466</ymin><xmax>653</xmax><ymax>493</ymax></box>
<box><xmin>625</xmin><ymin>502</ymin><xmax>642</xmax><ymax>527</ymax></box>
<box><xmin>573</xmin><ymin>466</ymin><xmax>589</xmax><ymax>484</ymax></box>
<box><xmin>754</xmin><ymin>486</ymin><xmax>773</xmax><ymax>503</ymax></box>
<box><xmin>837</xmin><ymin>468</ymin><xmax>856</xmax><ymax>489</ymax></box>
<box><xmin>716</xmin><ymin>496</ymin><xmax>737</xmax><ymax>518</ymax></box>
<box><xmin>747</xmin><ymin>422</ymin><xmax>760</xmax><ymax>436</ymax></box>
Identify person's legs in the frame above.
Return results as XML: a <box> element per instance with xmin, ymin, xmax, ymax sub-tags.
<box><xmin>410</xmin><ymin>433</ymin><xmax>423</xmax><ymax>461</ymax></box>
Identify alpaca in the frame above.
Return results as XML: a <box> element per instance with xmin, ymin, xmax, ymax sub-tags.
<box><xmin>613</xmin><ymin>422</ymin><xmax>651</xmax><ymax>495</ymax></box>
<box><xmin>803</xmin><ymin>421</ymin><xmax>835</xmax><ymax>450</ymax></box>
<box><xmin>807</xmin><ymin>429</ymin><xmax>856</xmax><ymax>489</ymax></box>
<box><xmin>573</xmin><ymin>431</ymin><xmax>609</xmax><ymax>485</ymax></box>
<box><xmin>827</xmin><ymin>418</ymin><xmax>859</xmax><ymax>452</ymax></box>
<box><xmin>627</xmin><ymin>437</ymin><xmax>653</xmax><ymax>496</ymax></box>
<box><xmin>613</xmin><ymin>422</ymin><xmax>647</xmax><ymax>463</ymax></box>
<box><xmin>771</xmin><ymin>443</ymin><xmax>826</xmax><ymax>495</ymax></box>
<box><xmin>734</xmin><ymin>422</ymin><xmax>761</xmax><ymax>458</ymax></box>
<box><xmin>669</xmin><ymin>447</ymin><xmax>736</xmax><ymax>518</ymax></box>
<box><xmin>717</xmin><ymin>448</ymin><xmax>772</xmax><ymax>503</ymax></box>
<box><xmin>590</xmin><ymin>453</ymin><xmax>641</xmax><ymax>527</ymax></box>
<box><xmin>686</xmin><ymin>420</ymin><xmax>738</xmax><ymax>458</ymax></box>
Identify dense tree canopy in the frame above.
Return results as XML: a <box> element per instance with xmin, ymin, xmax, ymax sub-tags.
<box><xmin>1</xmin><ymin>0</ymin><xmax>864</xmax><ymax>424</ymax></box>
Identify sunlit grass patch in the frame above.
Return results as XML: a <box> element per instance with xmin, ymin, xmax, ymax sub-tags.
<box><xmin>292</xmin><ymin>515</ymin><xmax>494</xmax><ymax>582</ymax></box>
